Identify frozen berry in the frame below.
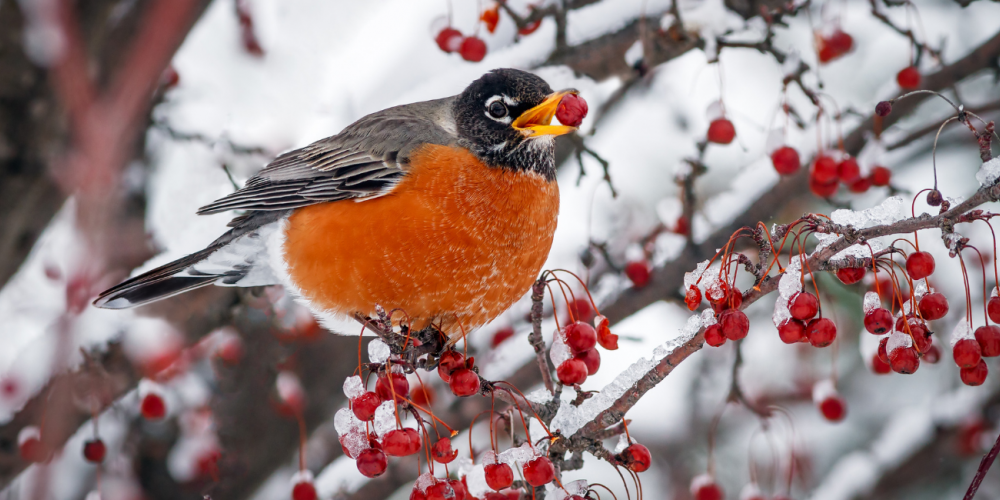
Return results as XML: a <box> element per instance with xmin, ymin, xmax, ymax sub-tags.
<box><xmin>556</xmin><ymin>94</ymin><xmax>588</xmax><ymax>127</ymax></box>
<box><xmin>811</xmin><ymin>156</ymin><xmax>838</xmax><ymax>184</ymax></box>
<box><xmin>622</xmin><ymin>443</ymin><xmax>651</xmax><ymax>472</ymax></box>
<box><xmin>865</xmin><ymin>308</ymin><xmax>893</xmax><ymax>334</ymax></box>
<box><xmin>382</xmin><ymin>428</ymin><xmax>421</xmax><ymax>456</ymax></box>
<box><xmin>459</xmin><ymin>36</ymin><xmax>487</xmax><ymax>62</ymax></box>
<box><xmin>625</xmin><ymin>260</ymin><xmax>651</xmax><ymax>288</ymax></box>
<box><xmin>837</xmin><ymin>157</ymin><xmax>861</xmax><ymax>182</ymax></box>
<box><xmin>889</xmin><ymin>346</ymin><xmax>920</xmax><ymax>374</ymax></box>
<box><xmin>575</xmin><ymin>349</ymin><xmax>601</xmax><ymax>375</ymax></box>
<box><xmin>872</xmin><ymin>352</ymin><xmax>891</xmax><ymax>374</ymax></box>
<box><xmin>485</xmin><ymin>463</ymin><xmax>514</xmax><ymax>490</ymax></box>
<box><xmin>522</xmin><ymin>457</ymin><xmax>555</xmax><ymax>486</ymax></box>
<box><xmin>705</xmin><ymin>323</ymin><xmax>726</xmax><ymax>347</ymax></box>
<box><xmin>896</xmin><ymin>66</ymin><xmax>921</xmax><ymax>89</ymax></box>
<box><xmin>870</xmin><ymin>166</ymin><xmax>891</xmax><ymax>186</ymax></box>
<box><xmin>906</xmin><ymin>251</ymin><xmax>935</xmax><ymax>280</ymax></box>
<box><xmin>818</xmin><ymin>394</ymin><xmax>847</xmax><ymax>422</ymax></box>
<box><xmin>557</xmin><ymin>359</ymin><xmax>588</xmax><ymax>385</ymax></box>
<box><xmin>141</xmin><ymin>393</ymin><xmax>166</xmax><ymax>420</ymax></box>
<box><xmin>976</xmin><ymin>325</ymin><xmax>1000</xmax><ymax>357</ymax></box>
<box><xmin>690</xmin><ymin>474</ymin><xmax>725</xmax><ymax>500</ymax></box>
<box><xmin>875</xmin><ymin>101</ymin><xmax>892</xmax><ymax>117</ymax></box>
<box><xmin>83</xmin><ymin>439</ymin><xmax>106</xmax><ymax>463</ymax></box>
<box><xmin>449</xmin><ymin>479</ymin><xmax>468</xmax><ymax>500</ymax></box>
<box><xmin>566</xmin><ymin>298</ymin><xmax>596</xmax><ymax>324</ymax></box>
<box><xmin>806</xmin><ymin>317</ymin><xmax>837</xmax><ymax>347</ymax></box>
<box><xmin>432</xmin><ymin>437</ymin><xmax>458</xmax><ymax>464</ymax></box>
<box><xmin>685</xmin><ymin>286</ymin><xmax>703</xmax><ymax>311</ymax></box>
<box><xmin>789</xmin><ymin>292</ymin><xmax>819</xmax><ymax>320</ymax></box>
<box><xmin>427</xmin><ymin>481</ymin><xmax>456</xmax><ymax>500</ymax></box>
<box><xmin>565</xmin><ymin>321</ymin><xmax>597</xmax><ymax>352</ymax></box>
<box><xmin>828</xmin><ymin>30</ymin><xmax>854</xmax><ymax>55</ymax></box>
<box><xmin>449</xmin><ymin>369</ymin><xmax>480</xmax><ymax>397</ymax></box>
<box><xmin>719</xmin><ymin>309</ymin><xmax>749</xmax><ymax>340</ymax></box>
<box><xmin>836</xmin><ymin>267</ymin><xmax>865</xmax><ymax>285</ymax></box>
<box><xmin>435</xmin><ymin>28</ymin><xmax>464</xmax><ymax>53</ymax></box>
<box><xmin>988</xmin><ymin>296</ymin><xmax>1000</xmax><ymax>323</ymax></box>
<box><xmin>292</xmin><ymin>481</ymin><xmax>318</xmax><ymax>500</ymax></box>
<box><xmin>438</xmin><ymin>350</ymin><xmax>465</xmax><ymax>382</ymax></box>
<box><xmin>918</xmin><ymin>292</ymin><xmax>949</xmax><ymax>320</ymax></box>
<box><xmin>777</xmin><ymin>318</ymin><xmax>806</xmax><ymax>344</ymax></box>
<box><xmin>707</xmin><ymin>118</ymin><xmax>736</xmax><ymax>144</ymax></box>
<box><xmin>357</xmin><ymin>448</ymin><xmax>388</xmax><ymax>477</ymax></box>
<box><xmin>810</xmin><ymin>176</ymin><xmax>839</xmax><ymax>198</ymax></box>
<box><xmin>848</xmin><ymin>176</ymin><xmax>872</xmax><ymax>193</ymax></box>
<box><xmin>519</xmin><ymin>18</ymin><xmax>542</xmax><ymax>35</ymax></box>
<box><xmin>352</xmin><ymin>392</ymin><xmax>381</xmax><ymax>421</ymax></box>
<box><xmin>376</xmin><ymin>373</ymin><xmax>409</xmax><ymax>403</ymax></box>
<box><xmin>771</xmin><ymin>146</ymin><xmax>800</xmax><ymax>175</ymax></box>
<box><xmin>878</xmin><ymin>337</ymin><xmax>890</xmax><ymax>364</ymax></box>
<box><xmin>961</xmin><ymin>360</ymin><xmax>989</xmax><ymax>386</ymax></box>
<box><xmin>924</xmin><ymin>344</ymin><xmax>941</xmax><ymax>364</ymax></box>
<box><xmin>595</xmin><ymin>315</ymin><xmax>619</xmax><ymax>350</ymax></box>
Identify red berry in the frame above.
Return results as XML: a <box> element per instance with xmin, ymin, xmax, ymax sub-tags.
<box><xmin>485</xmin><ymin>463</ymin><xmax>515</xmax><ymax>490</ymax></box>
<box><xmin>872</xmin><ymin>353</ymin><xmax>891</xmax><ymax>374</ymax></box>
<box><xmin>292</xmin><ymin>481</ymin><xmax>318</xmax><ymax>500</ymax></box>
<box><xmin>595</xmin><ymin>315</ymin><xmax>619</xmax><ymax>350</ymax></box>
<box><xmin>565</xmin><ymin>321</ymin><xmax>597</xmax><ymax>353</ymax></box>
<box><xmin>771</xmin><ymin>146</ymin><xmax>800</xmax><ymax>175</ymax></box>
<box><xmin>449</xmin><ymin>368</ymin><xmax>480</xmax><ymax>397</ymax></box>
<box><xmin>806</xmin><ymin>317</ymin><xmax>837</xmax><ymax>347</ymax></box>
<box><xmin>889</xmin><ymin>346</ymin><xmax>920</xmax><ymax>374</ymax></box>
<box><xmin>19</xmin><ymin>434</ymin><xmax>48</xmax><ymax>463</ymax></box>
<box><xmin>777</xmin><ymin>318</ymin><xmax>806</xmax><ymax>344</ymax></box>
<box><xmin>352</xmin><ymin>392</ymin><xmax>381</xmax><ymax>421</ymax></box>
<box><xmin>988</xmin><ymin>296</ymin><xmax>1000</xmax><ymax>323</ymax></box>
<box><xmin>906</xmin><ymin>251</ymin><xmax>935</xmax><ymax>280</ymax></box>
<box><xmin>481</xmin><ymin>5</ymin><xmax>500</xmax><ymax>33</ymax></box>
<box><xmin>575</xmin><ymin>349</ymin><xmax>601</xmax><ymax>375</ymax></box>
<box><xmin>836</xmin><ymin>267</ymin><xmax>865</xmax><ymax>285</ymax></box>
<box><xmin>828</xmin><ymin>30</ymin><xmax>854</xmax><ymax>55</ymax></box>
<box><xmin>875</xmin><ymin>101</ymin><xmax>893</xmax><ymax>117</ymax></box>
<box><xmin>675</xmin><ymin>216</ymin><xmax>690</xmax><ymax>236</ymax></box>
<box><xmin>691</xmin><ymin>474</ymin><xmax>725</xmax><ymax>500</ymax></box>
<box><xmin>356</xmin><ymin>448</ymin><xmax>388</xmax><ymax>478</ymax></box>
<box><xmin>376</xmin><ymin>373</ymin><xmax>409</xmax><ymax>403</ymax></box>
<box><xmin>719</xmin><ymin>309</ymin><xmax>749</xmax><ymax>340</ymax></box>
<box><xmin>896</xmin><ymin>66</ymin><xmax>921</xmax><ymax>89</ymax></box>
<box><xmin>848</xmin><ymin>176</ymin><xmax>872</xmax><ymax>193</ymax></box>
<box><xmin>811</xmin><ymin>156</ymin><xmax>839</xmax><ymax>184</ymax></box>
<box><xmin>705</xmin><ymin>323</ymin><xmax>726</xmax><ymax>347</ymax></box>
<box><xmin>707</xmin><ymin>118</ymin><xmax>736</xmax><ymax>144</ymax></box>
<box><xmin>685</xmin><ymin>286</ymin><xmax>702</xmax><ymax>311</ymax></box>
<box><xmin>976</xmin><ymin>325</ymin><xmax>1000</xmax><ymax>357</ymax></box>
<box><xmin>518</xmin><ymin>19</ymin><xmax>542</xmax><ymax>35</ymax></box>
<box><xmin>383</xmin><ymin>428</ymin><xmax>421</xmax><ymax>456</ymax></box>
<box><xmin>961</xmin><ymin>360</ymin><xmax>989</xmax><ymax>386</ymax></box>
<box><xmin>865</xmin><ymin>308</ymin><xmax>893</xmax><ymax>334</ymax></box>
<box><xmin>622</xmin><ymin>443</ymin><xmax>652</xmax><ymax>472</ymax></box>
<box><xmin>427</xmin><ymin>481</ymin><xmax>456</xmax><ymax>500</ymax></box>
<box><xmin>870</xmin><ymin>166</ymin><xmax>891</xmax><ymax>186</ymax></box>
<box><xmin>141</xmin><ymin>393</ymin><xmax>166</xmax><ymax>420</ymax></box>
<box><xmin>435</xmin><ymin>28</ymin><xmax>464</xmax><ymax>53</ymax></box>
<box><xmin>522</xmin><ymin>457</ymin><xmax>555</xmax><ymax>486</ymax></box>
<box><xmin>810</xmin><ymin>176</ymin><xmax>839</xmax><ymax>198</ymax></box>
<box><xmin>432</xmin><ymin>437</ymin><xmax>458</xmax><ymax>464</ymax></box>
<box><xmin>411</xmin><ymin>485</ymin><xmax>428</xmax><ymax>500</ymax></box>
<box><xmin>789</xmin><ymin>292</ymin><xmax>819</xmax><ymax>321</ymax></box>
<box><xmin>625</xmin><ymin>260</ymin><xmax>651</xmax><ymax>288</ymax></box>
<box><xmin>924</xmin><ymin>344</ymin><xmax>942</xmax><ymax>364</ymax></box>
<box><xmin>878</xmin><ymin>337</ymin><xmax>890</xmax><ymax>364</ymax></box>
<box><xmin>918</xmin><ymin>292</ymin><xmax>949</xmax><ymax>320</ymax></box>
<box><xmin>837</xmin><ymin>157</ymin><xmax>861</xmax><ymax>182</ymax></box>
<box><xmin>556</xmin><ymin>94</ymin><xmax>588</xmax><ymax>127</ymax></box>
<box><xmin>449</xmin><ymin>479</ymin><xmax>468</xmax><ymax>500</ymax></box>
<box><xmin>711</xmin><ymin>286</ymin><xmax>743</xmax><ymax>313</ymax></box>
<box><xmin>566</xmin><ymin>298</ymin><xmax>596</xmax><ymax>324</ymax></box>
<box><xmin>491</xmin><ymin>326</ymin><xmax>515</xmax><ymax>348</ymax></box>
<box><xmin>410</xmin><ymin>384</ymin><xmax>435</xmax><ymax>408</ymax></box>
<box><xmin>818</xmin><ymin>395</ymin><xmax>847</xmax><ymax>422</ymax></box>
<box><xmin>459</xmin><ymin>36</ymin><xmax>487</xmax><ymax>62</ymax></box>
<box><xmin>83</xmin><ymin>439</ymin><xmax>106</xmax><ymax>463</ymax></box>
<box><xmin>438</xmin><ymin>350</ymin><xmax>465</xmax><ymax>382</ymax></box>
<box><xmin>557</xmin><ymin>359</ymin><xmax>589</xmax><ymax>385</ymax></box>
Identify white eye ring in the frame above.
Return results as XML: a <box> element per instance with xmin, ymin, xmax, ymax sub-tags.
<box><xmin>484</xmin><ymin>95</ymin><xmax>513</xmax><ymax>124</ymax></box>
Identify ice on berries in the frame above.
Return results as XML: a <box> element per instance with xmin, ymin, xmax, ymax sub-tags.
<box><xmin>415</xmin><ymin>472</ymin><xmax>437</xmax><ymax>492</ymax></box>
<box><xmin>549</xmin><ymin>329</ymin><xmax>573</xmax><ymax>367</ymax></box>
<box><xmin>373</xmin><ymin>401</ymin><xmax>396</xmax><ymax>437</ymax></box>
<box><xmin>812</xmin><ymin>379</ymin><xmax>838</xmax><ymax>403</ymax></box>
<box><xmin>863</xmin><ymin>291</ymin><xmax>880</xmax><ymax>314</ymax></box>
<box><xmin>342</xmin><ymin>375</ymin><xmax>364</xmax><ymax>399</ymax></box>
<box><xmin>950</xmin><ymin>320</ymin><xmax>974</xmax><ymax>346</ymax></box>
<box><xmin>976</xmin><ymin>157</ymin><xmax>1000</xmax><ymax>186</ymax></box>
<box><xmin>773</xmin><ymin>256</ymin><xmax>802</xmax><ymax>327</ymax></box>
<box><xmin>368</xmin><ymin>339</ymin><xmax>391</xmax><ymax>363</ymax></box>
<box><xmin>498</xmin><ymin>442</ymin><xmax>535</xmax><ymax>468</ymax></box>
<box><xmin>886</xmin><ymin>329</ymin><xmax>912</xmax><ymax>353</ymax></box>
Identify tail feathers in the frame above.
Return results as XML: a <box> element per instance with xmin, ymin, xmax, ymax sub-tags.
<box><xmin>94</xmin><ymin>246</ymin><xmax>227</xmax><ymax>309</ymax></box>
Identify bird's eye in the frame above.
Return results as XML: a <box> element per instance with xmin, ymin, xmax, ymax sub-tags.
<box><xmin>487</xmin><ymin>100</ymin><xmax>508</xmax><ymax>119</ymax></box>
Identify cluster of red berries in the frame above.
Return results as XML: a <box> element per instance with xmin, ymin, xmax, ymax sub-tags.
<box><xmin>809</xmin><ymin>153</ymin><xmax>892</xmax><ymax>198</ymax></box>
<box><xmin>434</xmin><ymin>27</ymin><xmax>488</xmax><ymax>62</ymax></box>
<box><xmin>555</xmin><ymin>314</ymin><xmax>619</xmax><ymax>386</ymax></box>
<box><xmin>816</xmin><ymin>29</ymin><xmax>853</xmax><ymax>63</ymax></box>
<box><xmin>777</xmin><ymin>291</ymin><xmax>837</xmax><ymax>347</ymax></box>
<box><xmin>685</xmin><ymin>282</ymin><xmax>750</xmax><ymax>347</ymax></box>
<box><xmin>948</xmin><ymin>284</ymin><xmax>1000</xmax><ymax>386</ymax></box>
<box><xmin>437</xmin><ymin>350</ymin><xmax>482</xmax><ymax>397</ymax></box>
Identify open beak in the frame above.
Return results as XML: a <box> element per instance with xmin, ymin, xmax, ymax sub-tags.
<box><xmin>512</xmin><ymin>89</ymin><xmax>578</xmax><ymax>137</ymax></box>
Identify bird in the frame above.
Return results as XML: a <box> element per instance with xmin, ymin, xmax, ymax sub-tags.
<box><xmin>94</xmin><ymin>68</ymin><xmax>579</xmax><ymax>340</ymax></box>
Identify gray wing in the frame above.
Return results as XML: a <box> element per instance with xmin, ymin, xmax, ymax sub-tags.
<box><xmin>197</xmin><ymin>96</ymin><xmax>460</xmax><ymax>215</ymax></box>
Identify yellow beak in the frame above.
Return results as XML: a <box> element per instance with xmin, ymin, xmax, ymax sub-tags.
<box><xmin>512</xmin><ymin>90</ymin><xmax>578</xmax><ymax>136</ymax></box>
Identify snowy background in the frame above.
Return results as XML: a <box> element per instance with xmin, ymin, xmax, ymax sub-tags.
<box><xmin>2</xmin><ymin>0</ymin><xmax>1000</xmax><ymax>499</ymax></box>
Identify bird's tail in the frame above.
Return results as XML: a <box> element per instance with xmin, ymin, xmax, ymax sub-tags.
<box><xmin>93</xmin><ymin>246</ymin><xmax>223</xmax><ymax>309</ymax></box>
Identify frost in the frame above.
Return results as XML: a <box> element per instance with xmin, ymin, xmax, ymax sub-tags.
<box><xmin>993</xmin><ymin>286</ymin><xmax>998</xmax><ymax>298</ymax></box>
<box><xmin>812</xmin><ymin>379</ymin><xmax>837</xmax><ymax>403</ymax></box>
<box><xmin>549</xmin><ymin>479</ymin><xmax>588</xmax><ymax>500</ymax></box>
<box><xmin>863</xmin><ymin>291</ymin><xmax>881</xmax><ymax>314</ymax></box>
<box><xmin>549</xmin><ymin>315</ymin><xmax>700</xmax><ymax>437</ymax></box>
<box><xmin>614</xmin><ymin>433</ymin><xmax>633</xmax><ymax>453</ymax></box>
<box><xmin>624</xmin><ymin>39</ymin><xmax>643</xmax><ymax>67</ymax></box>
<box><xmin>373</xmin><ymin>401</ymin><xmax>396</xmax><ymax>437</ymax></box>
<box><xmin>498</xmin><ymin>442</ymin><xmax>535</xmax><ymax>468</ymax></box>
<box><xmin>342</xmin><ymin>375</ymin><xmax>364</xmax><ymax>399</ymax></box>
<box><xmin>950</xmin><ymin>320</ymin><xmax>974</xmax><ymax>346</ymax></box>
<box><xmin>480</xmin><ymin>450</ymin><xmax>497</xmax><ymax>465</ymax></box>
<box><xmin>415</xmin><ymin>473</ymin><xmax>437</xmax><ymax>492</ymax></box>
<box><xmin>683</xmin><ymin>260</ymin><xmax>711</xmax><ymax>290</ymax></box>
<box><xmin>526</xmin><ymin>387</ymin><xmax>554</xmax><ymax>405</ymax></box>
<box><xmin>700</xmin><ymin>308</ymin><xmax>718</xmax><ymax>327</ymax></box>
<box><xmin>334</xmin><ymin>407</ymin><xmax>362</xmax><ymax>435</ymax></box>
<box><xmin>773</xmin><ymin>256</ymin><xmax>802</xmax><ymax>327</ymax></box>
<box><xmin>291</xmin><ymin>469</ymin><xmax>314</xmax><ymax>484</ymax></box>
<box><xmin>368</xmin><ymin>339</ymin><xmax>390</xmax><ymax>363</ymax></box>
<box><xmin>976</xmin><ymin>157</ymin><xmax>1000</xmax><ymax>186</ymax></box>
<box><xmin>886</xmin><ymin>330</ymin><xmax>912</xmax><ymax>353</ymax></box>
<box><xmin>912</xmin><ymin>280</ymin><xmax>928</xmax><ymax>300</ymax></box>
<box><xmin>549</xmin><ymin>330</ymin><xmax>572</xmax><ymax>367</ymax></box>
<box><xmin>818</xmin><ymin>197</ymin><xmax>906</xmax><ymax>260</ymax></box>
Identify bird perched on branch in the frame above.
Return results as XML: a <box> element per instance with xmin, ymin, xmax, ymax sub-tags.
<box><xmin>95</xmin><ymin>68</ymin><xmax>583</xmax><ymax>340</ymax></box>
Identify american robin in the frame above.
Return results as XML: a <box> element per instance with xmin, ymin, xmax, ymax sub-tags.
<box><xmin>95</xmin><ymin>68</ymin><xmax>578</xmax><ymax>340</ymax></box>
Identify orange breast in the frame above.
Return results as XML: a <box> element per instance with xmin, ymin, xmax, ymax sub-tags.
<box><xmin>281</xmin><ymin>144</ymin><xmax>559</xmax><ymax>339</ymax></box>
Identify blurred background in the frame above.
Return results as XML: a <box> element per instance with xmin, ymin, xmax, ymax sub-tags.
<box><xmin>1</xmin><ymin>0</ymin><xmax>1000</xmax><ymax>499</ymax></box>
